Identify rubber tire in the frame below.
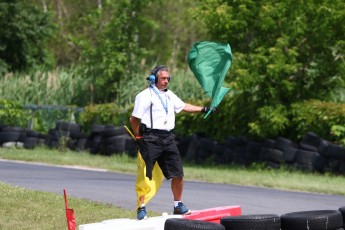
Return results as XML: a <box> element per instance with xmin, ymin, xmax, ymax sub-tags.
<box><xmin>220</xmin><ymin>214</ymin><xmax>281</xmax><ymax>230</ymax></box>
<box><xmin>245</xmin><ymin>141</ymin><xmax>263</xmax><ymax>162</ymax></box>
<box><xmin>312</xmin><ymin>155</ymin><xmax>328</xmax><ymax>173</ymax></box>
<box><xmin>213</xmin><ymin>143</ymin><xmax>226</xmax><ymax>164</ymax></box>
<box><xmin>102</xmin><ymin>136</ymin><xmax>127</xmax><ymax>155</ymax></box>
<box><xmin>263</xmin><ymin>139</ymin><xmax>276</xmax><ymax>148</ymax></box>
<box><xmin>48</xmin><ymin>129</ymin><xmax>70</xmax><ymax>140</ymax></box>
<box><xmin>280</xmin><ymin>210</ymin><xmax>343</xmax><ymax>230</ymax></box>
<box><xmin>2</xmin><ymin>126</ymin><xmax>24</xmax><ymax>132</ymax></box>
<box><xmin>55</xmin><ymin>121</ymin><xmax>81</xmax><ymax>138</ymax></box>
<box><xmin>165</xmin><ymin>218</ymin><xmax>225</xmax><ymax>230</ymax></box>
<box><xmin>339</xmin><ymin>161</ymin><xmax>345</xmax><ymax>174</ymax></box>
<box><xmin>268</xmin><ymin>149</ymin><xmax>284</xmax><ymax>164</ymax></box>
<box><xmin>299</xmin><ymin>143</ymin><xmax>318</xmax><ymax>152</ymax></box>
<box><xmin>185</xmin><ymin>136</ymin><xmax>200</xmax><ymax>162</ymax></box>
<box><xmin>91</xmin><ymin>124</ymin><xmax>105</xmax><ymax>134</ymax></box>
<box><xmin>299</xmin><ymin>132</ymin><xmax>321</xmax><ymax>151</ymax></box>
<box><xmin>26</xmin><ymin>130</ymin><xmax>40</xmax><ymax>138</ymax></box>
<box><xmin>283</xmin><ymin>147</ymin><xmax>298</xmax><ymax>163</ymax></box>
<box><xmin>328</xmin><ymin>159</ymin><xmax>341</xmax><ymax>173</ymax></box>
<box><xmin>76</xmin><ymin>137</ymin><xmax>88</xmax><ymax>151</ymax></box>
<box><xmin>274</xmin><ymin>137</ymin><xmax>293</xmax><ymax>152</ymax></box>
<box><xmin>339</xmin><ymin>206</ymin><xmax>345</xmax><ymax>228</ymax></box>
<box><xmin>226</xmin><ymin>136</ymin><xmax>247</xmax><ymax>148</ymax></box>
<box><xmin>101</xmin><ymin>126</ymin><xmax>127</xmax><ymax>138</ymax></box>
<box><xmin>325</xmin><ymin>144</ymin><xmax>345</xmax><ymax>160</ymax></box>
<box><xmin>259</xmin><ymin>147</ymin><xmax>270</xmax><ymax>161</ymax></box>
<box><xmin>223</xmin><ymin>148</ymin><xmax>234</xmax><ymax>164</ymax></box>
<box><xmin>125</xmin><ymin>137</ymin><xmax>137</xmax><ymax>157</ymax></box>
<box><xmin>23</xmin><ymin>137</ymin><xmax>38</xmax><ymax>149</ymax></box>
<box><xmin>196</xmin><ymin>138</ymin><xmax>215</xmax><ymax>163</ymax></box>
<box><xmin>295</xmin><ymin>149</ymin><xmax>319</xmax><ymax>166</ymax></box>
<box><xmin>177</xmin><ymin>135</ymin><xmax>194</xmax><ymax>157</ymax></box>
<box><xmin>0</xmin><ymin>131</ymin><xmax>21</xmax><ymax>144</ymax></box>
<box><xmin>55</xmin><ymin>121</ymin><xmax>81</xmax><ymax>132</ymax></box>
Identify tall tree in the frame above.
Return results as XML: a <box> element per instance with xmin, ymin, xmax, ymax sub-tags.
<box><xmin>193</xmin><ymin>0</ymin><xmax>345</xmax><ymax>137</ymax></box>
<box><xmin>0</xmin><ymin>0</ymin><xmax>55</xmax><ymax>73</ymax></box>
<box><xmin>74</xmin><ymin>0</ymin><xmax>155</xmax><ymax>103</ymax></box>
<box><xmin>138</xmin><ymin>0</ymin><xmax>209</xmax><ymax>70</ymax></box>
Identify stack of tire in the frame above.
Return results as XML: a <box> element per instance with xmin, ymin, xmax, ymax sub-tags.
<box><xmin>261</xmin><ymin>137</ymin><xmax>299</xmax><ymax>169</ymax></box>
<box><xmin>177</xmin><ymin>131</ymin><xmax>345</xmax><ymax>175</ymax></box>
<box><xmin>294</xmin><ymin>132</ymin><xmax>329</xmax><ymax>173</ymax></box>
<box><xmin>101</xmin><ymin>125</ymin><xmax>136</xmax><ymax>156</ymax></box>
<box><xmin>47</xmin><ymin>121</ymin><xmax>81</xmax><ymax>149</ymax></box>
<box><xmin>0</xmin><ymin>122</ymin><xmax>137</xmax><ymax>156</ymax></box>
<box><xmin>86</xmin><ymin>124</ymin><xmax>137</xmax><ymax>157</ymax></box>
<box><xmin>224</xmin><ymin>136</ymin><xmax>249</xmax><ymax>165</ymax></box>
<box><xmin>181</xmin><ymin>135</ymin><xmax>217</xmax><ymax>164</ymax></box>
<box><xmin>0</xmin><ymin>126</ymin><xmax>48</xmax><ymax>149</ymax></box>
<box><xmin>23</xmin><ymin>130</ymin><xmax>49</xmax><ymax>149</ymax></box>
<box><xmin>0</xmin><ymin>126</ymin><xmax>26</xmax><ymax>148</ymax></box>
<box><xmin>86</xmin><ymin>124</ymin><xmax>106</xmax><ymax>154</ymax></box>
<box><xmin>163</xmin><ymin>207</ymin><xmax>345</xmax><ymax>230</ymax></box>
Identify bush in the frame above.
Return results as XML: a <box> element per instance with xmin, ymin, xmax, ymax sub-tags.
<box><xmin>0</xmin><ymin>99</ymin><xmax>30</xmax><ymax>128</ymax></box>
<box><xmin>290</xmin><ymin>100</ymin><xmax>345</xmax><ymax>143</ymax></box>
<box><xmin>248</xmin><ymin>104</ymin><xmax>290</xmax><ymax>139</ymax></box>
<box><xmin>175</xmin><ymin>99</ymin><xmax>345</xmax><ymax>145</ymax></box>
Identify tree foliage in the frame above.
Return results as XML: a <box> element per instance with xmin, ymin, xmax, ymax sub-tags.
<box><xmin>0</xmin><ymin>1</ymin><xmax>55</xmax><ymax>73</ymax></box>
<box><xmin>73</xmin><ymin>0</ymin><xmax>154</xmax><ymax>103</ymax></box>
<box><xmin>192</xmin><ymin>0</ymin><xmax>345</xmax><ymax>138</ymax></box>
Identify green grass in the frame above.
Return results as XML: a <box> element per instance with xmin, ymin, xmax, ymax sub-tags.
<box><xmin>0</xmin><ymin>183</ymin><xmax>139</xmax><ymax>230</ymax></box>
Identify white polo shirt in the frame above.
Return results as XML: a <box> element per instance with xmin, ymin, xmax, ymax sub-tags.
<box><xmin>132</xmin><ymin>86</ymin><xmax>185</xmax><ymax>131</ymax></box>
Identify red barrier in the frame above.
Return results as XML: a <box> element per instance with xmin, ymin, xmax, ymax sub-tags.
<box><xmin>183</xmin><ymin>206</ymin><xmax>242</xmax><ymax>223</ymax></box>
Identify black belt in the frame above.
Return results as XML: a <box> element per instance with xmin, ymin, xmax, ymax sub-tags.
<box><xmin>146</xmin><ymin>129</ymin><xmax>172</xmax><ymax>135</ymax></box>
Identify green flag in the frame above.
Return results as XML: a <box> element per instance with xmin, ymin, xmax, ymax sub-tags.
<box><xmin>187</xmin><ymin>41</ymin><xmax>232</xmax><ymax>118</ymax></box>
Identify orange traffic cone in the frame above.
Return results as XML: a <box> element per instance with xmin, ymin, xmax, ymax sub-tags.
<box><xmin>64</xmin><ymin>189</ymin><xmax>76</xmax><ymax>230</ymax></box>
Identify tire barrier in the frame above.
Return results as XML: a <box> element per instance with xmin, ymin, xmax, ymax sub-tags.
<box><xmin>339</xmin><ymin>206</ymin><xmax>345</xmax><ymax>228</ymax></box>
<box><xmin>177</xmin><ymin>132</ymin><xmax>345</xmax><ymax>175</ymax></box>
<box><xmin>220</xmin><ymin>214</ymin><xmax>281</xmax><ymax>230</ymax></box>
<box><xmin>280</xmin><ymin>210</ymin><xmax>343</xmax><ymax>230</ymax></box>
<box><xmin>164</xmin><ymin>218</ymin><xmax>225</xmax><ymax>230</ymax></box>
<box><xmin>1</xmin><ymin>123</ymin><xmax>345</xmax><ymax>175</ymax></box>
<box><xmin>0</xmin><ymin>122</ymin><xmax>135</xmax><ymax>156</ymax></box>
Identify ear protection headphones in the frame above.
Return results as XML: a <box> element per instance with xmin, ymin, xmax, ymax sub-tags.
<box><xmin>146</xmin><ymin>65</ymin><xmax>171</xmax><ymax>84</ymax></box>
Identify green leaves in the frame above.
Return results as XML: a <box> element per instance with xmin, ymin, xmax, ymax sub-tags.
<box><xmin>0</xmin><ymin>2</ymin><xmax>55</xmax><ymax>73</ymax></box>
<box><xmin>248</xmin><ymin>105</ymin><xmax>290</xmax><ymax>139</ymax></box>
<box><xmin>190</xmin><ymin>0</ymin><xmax>345</xmax><ymax>140</ymax></box>
<box><xmin>76</xmin><ymin>0</ymin><xmax>153</xmax><ymax>103</ymax></box>
<box><xmin>290</xmin><ymin>100</ymin><xmax>345</xmax><ymax>142</ymax></box>
<box><xmin>0</xmin><ymin>99</ymin><xmax>30</xmax><ymax>127</ymax></box>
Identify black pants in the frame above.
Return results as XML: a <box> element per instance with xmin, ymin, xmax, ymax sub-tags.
<box><xmin>140</xmin><ymin>130</ymin><xmax>184</xmax><ymax>180</ymax></box>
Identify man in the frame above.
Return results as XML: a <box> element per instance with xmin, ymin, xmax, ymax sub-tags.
<box><xmin>130</xmin><ymin>65</ymin><xmax>215</xmax><ymax>220</ymax></box>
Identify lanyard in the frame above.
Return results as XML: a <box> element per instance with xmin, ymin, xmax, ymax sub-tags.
<box><xmin>150</xmin><ymin>84</ymin><xmax>168</xmax><ymax>115</ymax></box>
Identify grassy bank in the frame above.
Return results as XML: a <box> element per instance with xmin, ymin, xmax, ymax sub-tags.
<box><xmin>0</xmin><ymin>147</ymin><xmax>344</xmax><ymax>196</ymax></box>
<box><xmin>0</xmin><ymin>183</ymin><xmax>141</xmax><ymax>230</ymax></box>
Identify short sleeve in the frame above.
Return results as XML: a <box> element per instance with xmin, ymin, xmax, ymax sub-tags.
<box><xmin>132</xmin><ymin>89</ymin><xmax>151</xmax><ymax>119</ymax></box>
<box><xmin>168</xmin><ymin>91</ymin><xmax>185</xmax><ymax>113</ymax></box>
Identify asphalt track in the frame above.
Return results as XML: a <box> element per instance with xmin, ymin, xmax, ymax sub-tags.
<box><xmin>0</xmin><ymin>159</ymin><xmax>344</xmax><ymax>216</ymax></box>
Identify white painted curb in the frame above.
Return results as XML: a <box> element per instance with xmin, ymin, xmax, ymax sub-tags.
<box><xmin>78</xmin><ymin>214</ymin><xmax>182</xmax><ymax>230</ymax></box>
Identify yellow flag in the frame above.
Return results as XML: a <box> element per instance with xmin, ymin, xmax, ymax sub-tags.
<box><xmin>135</xmin><ymin>151</ymin><xmax>164</xmax><ymax>209</ymax></box>
<box><xmin>124</xmin><ymin>126</ymin><xmax>164</xmax><ymax>209</ymax></box>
